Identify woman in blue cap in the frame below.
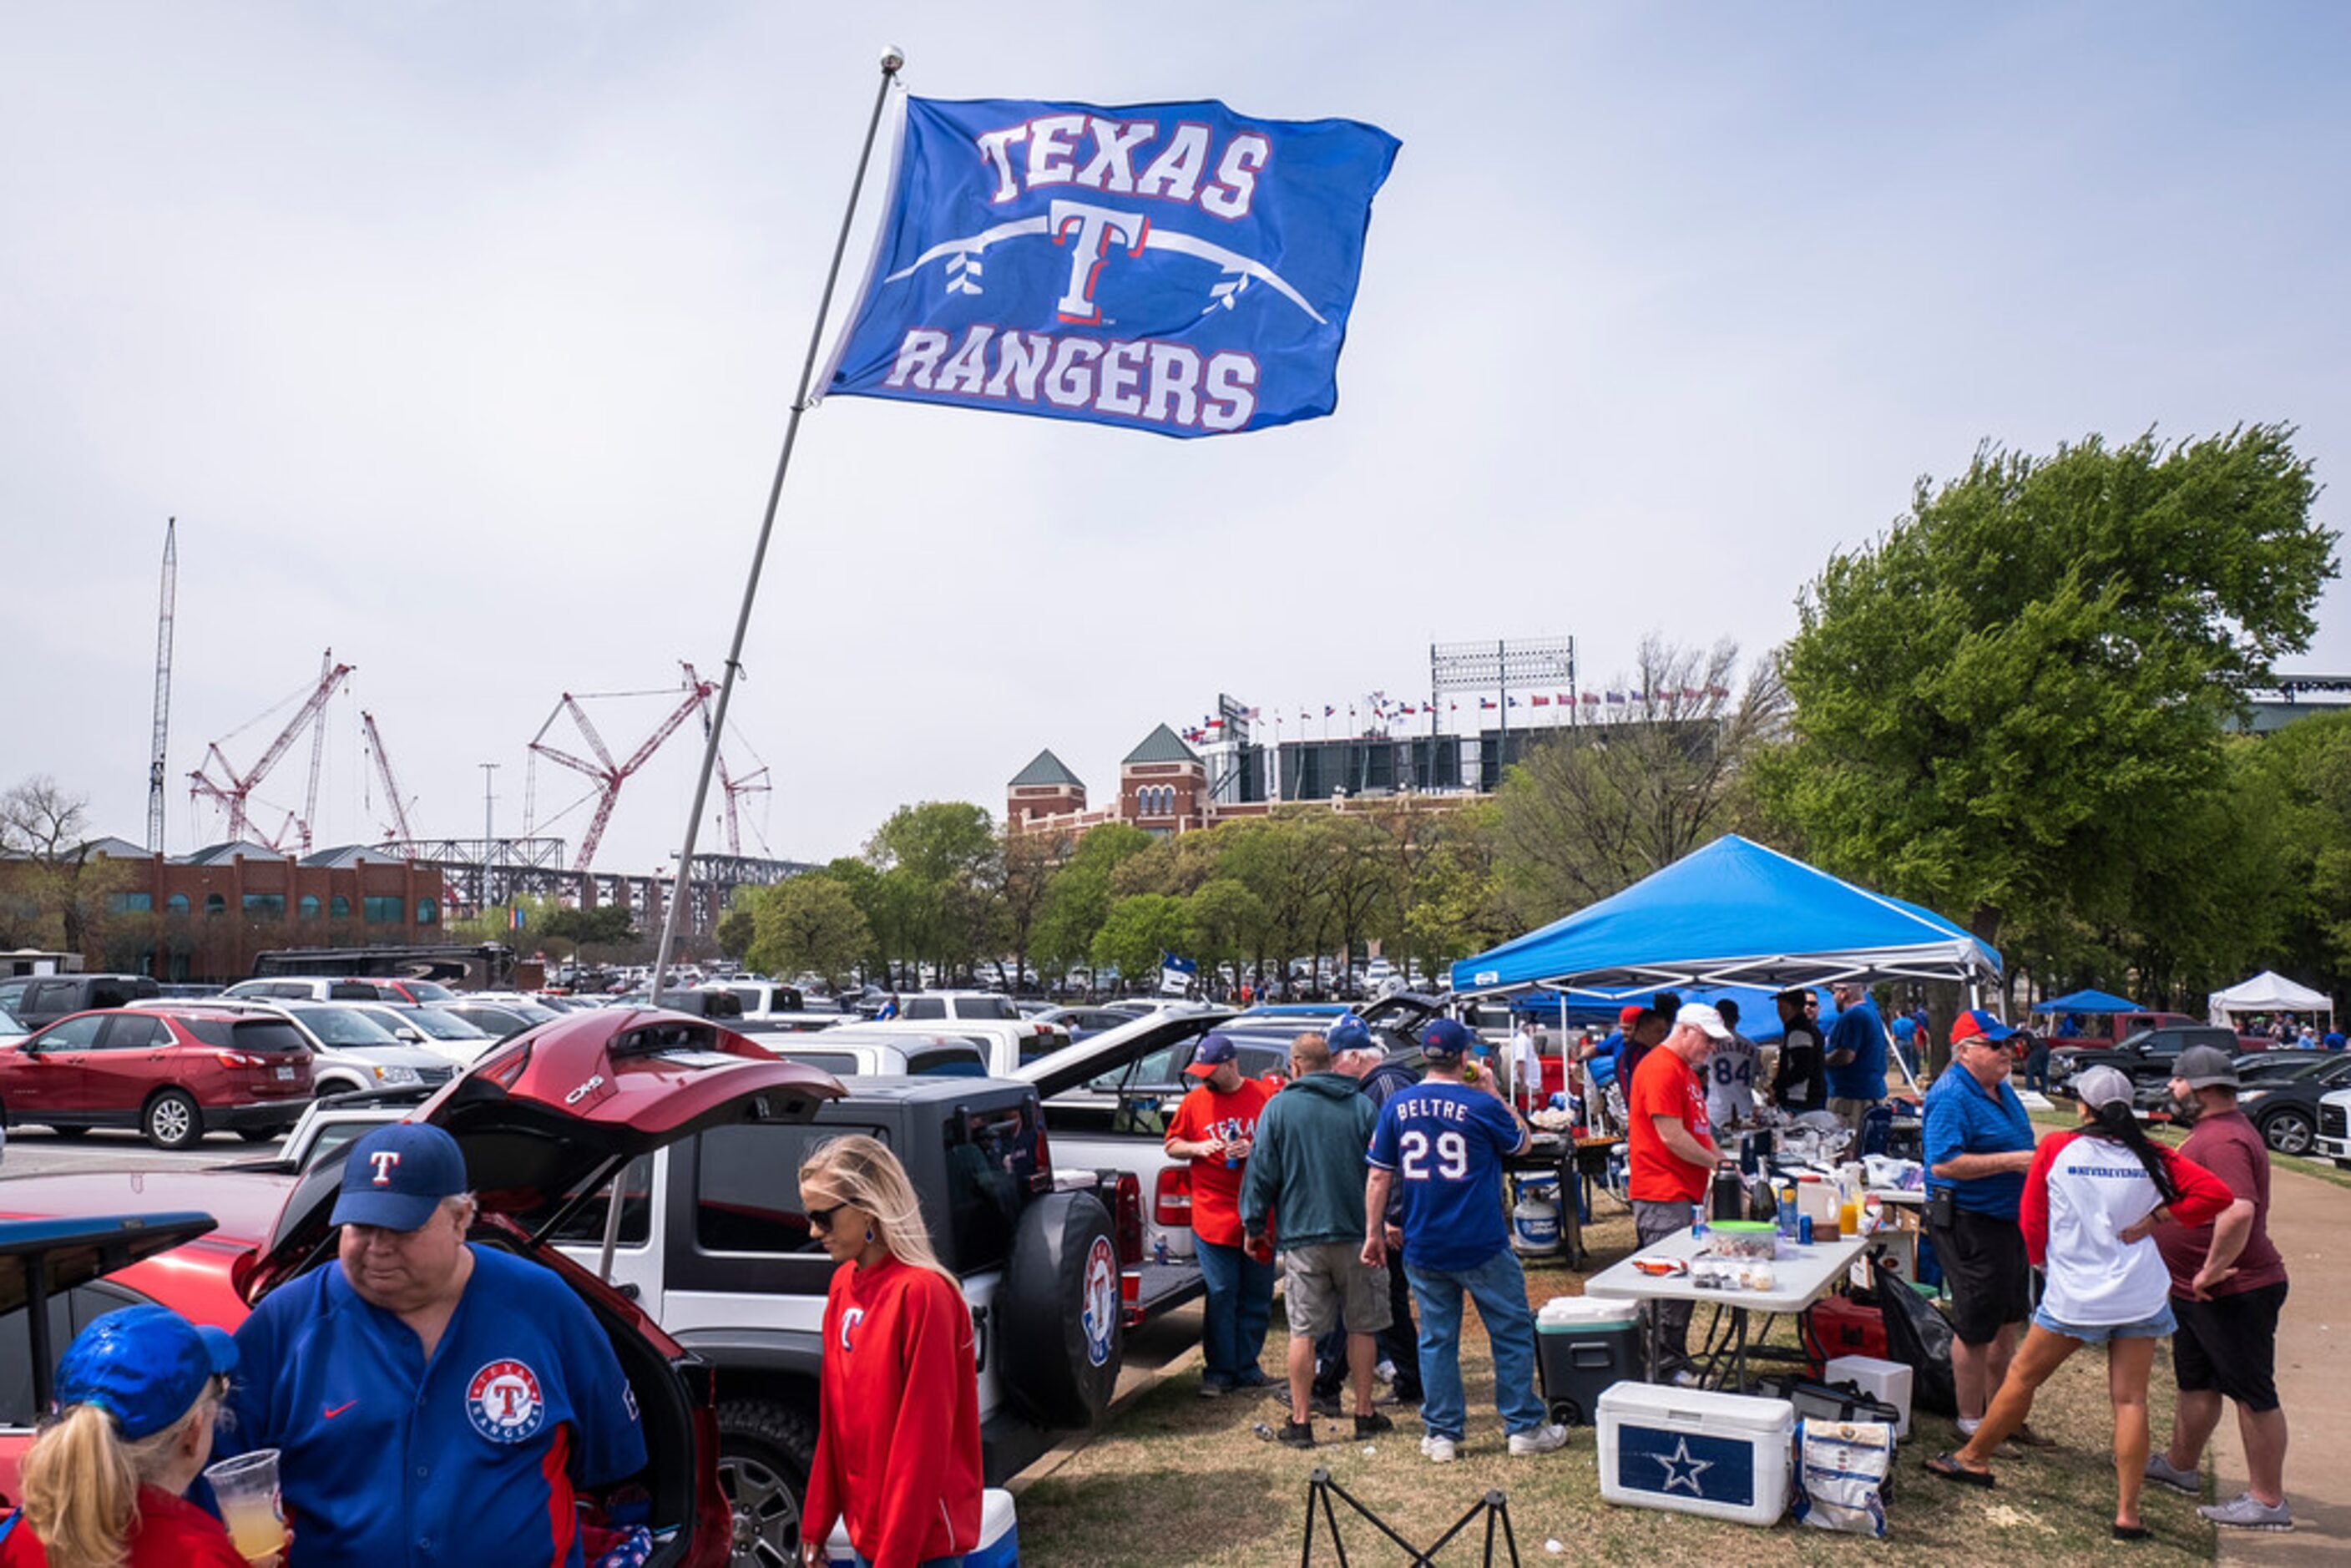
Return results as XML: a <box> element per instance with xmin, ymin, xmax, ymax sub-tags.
<box><xmin>0</xmin><ymin>1303</ymin><xmax>268</xmax><ymax>1567</ymax></box>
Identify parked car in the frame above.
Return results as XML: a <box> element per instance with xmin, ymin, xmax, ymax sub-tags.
<box><xmin>167</xmin><ymin>999</ymin><xmax>457</xmax><ymax>1099</ymax></box>
<box><xmin>2232</xmin><ymin>1054</ymin><xmax>2351</xmax><ymax>1156</ymax></box>
<box><xmin>2049</xmin><ymin>1025</ymin><xmax>2242</xmax><ymax>1101</ymax></box>
<box><xmin>436</xmin><ymin>998</ymin><xmax>561</xmax><ymax>1039</ymax></box>
<box><xmin>0</xmin><ymin>974</ymin><xmax>160</xmax><ymax>1033</ymax></box>
<box><xmin>339</xmin><ymin>1000</ymin><xmax>502</xmax><ymax>1067</ymax></box>
<box><xmin>222</xmin><ymin>975</ymin><xmax>459</xmax><ymax>1005</ymax></box>
<box><xmin>1034</xmin><ymin>1005</ymin><xmax>1143</xmax><ymax>1043</ymax></box>
<box><xmin>763</xmin><ymin>1036</ymin><xmax>989</xmax><ymax>1079</ymax></box>
<box><xmin>2314</xmin><ymin>1085</ymin><xmax>2351</xmax><ymax>1166</ymax></box>
<box><xmin>2048</xmin><ymin>1011</ymin><xmax>2270</xmax><ymax>1056</ymax></box>
<box><xmin>0</xmin><ymin>1004</ymin><xmax>313</xmax><ymax>1148</ymax></box>
<box><xmin>0</xmin><ymin>1009</ymin><xmax>846</xmax><ymax>1562</ymax></box>
<box><xmin>820</xmin><ymin>1014</ymin><xmax>1069</xmax><ymax>1074</ymax></box>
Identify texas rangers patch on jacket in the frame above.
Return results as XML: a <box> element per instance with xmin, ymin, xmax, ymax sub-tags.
<box><xmin>824</xmin><ymin>96</ymin><xmax>1399</xmax><ymax>438</ymax></box>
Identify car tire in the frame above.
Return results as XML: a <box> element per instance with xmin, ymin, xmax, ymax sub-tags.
<box><xmin>999</xmin><ymin>1189</ymin><xmax>1121</xmax><ymax>1431</ymax></box>
<box><xmin>50</xmin><ymin>1125</ymin><xmax>91</xmax><ymax>1141</ymax></box>
<box><xmin>715</xmin><ymin>1397</ymin><xmax>815</xmax><ymax>1567</ymax></box>
<box><xmin>143</xmin><ymin>1090</ymin><xmax>202</xmax><ymax>1151</ymax></box>
<box><xmin>2262</xmin><ymin>1108</ymin><xmax>2315</xmax><ymax>1158</ymax></box>
<box><xmin>236</xmin><ymin>1127</ymin><xmax>279</xmax><ymax>1144</ymax></box>
<box><xmin>316</xmin><ymin>1075</ymin><xmax>364</xmax><ymax>1098</ymax></box>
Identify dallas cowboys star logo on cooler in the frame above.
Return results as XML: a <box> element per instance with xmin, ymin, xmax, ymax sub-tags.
<box><xmin>1653</xmin><ymin>1436</ymin><xmax>1714</xmax><ymax>1495</ymax></box>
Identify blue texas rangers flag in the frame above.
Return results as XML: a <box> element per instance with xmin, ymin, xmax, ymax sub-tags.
<box><xmin>822</xmin><ymin>97</ymin><xmax>1399</xmax><ymax>438</ymax></box>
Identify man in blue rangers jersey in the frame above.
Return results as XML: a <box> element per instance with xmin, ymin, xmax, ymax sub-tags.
<box><xmin>220</xmin><ymin>1124</ymin><xmax>646</xmax><ymax>1567</ymax></box>
<box><xmin>1363</xmin><ymin>1019</ymin><xmax>1567</xmax><ymax>1464</ymax></box>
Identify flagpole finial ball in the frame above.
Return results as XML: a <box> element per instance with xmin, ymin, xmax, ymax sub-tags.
<box><xmin>880</xmin><ymin>45</ymin><xmax>905</xmax><ymax>73</ymax></box>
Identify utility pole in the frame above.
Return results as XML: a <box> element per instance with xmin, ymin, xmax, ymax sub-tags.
<box><xmin>147</xmin><ymin>519</ymin><xmax>177</xmax><ymax>851</ymax></box>
<box><xmin>479</xmin><ymin>763</ymin><xmax>499</xmax><ymax>920</ymax></box>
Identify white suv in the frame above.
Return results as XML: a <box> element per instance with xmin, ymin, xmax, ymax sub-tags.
<box><xmin>2314</xmin><ymin>1085</ymin><xmax>2351</xmax><ymax>1166</ymax></box>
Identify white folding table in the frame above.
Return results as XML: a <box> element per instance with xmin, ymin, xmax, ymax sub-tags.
<box><xmin>1583</xmin><ymin>1227</ymin><xmax>1868</xmax><ymax>1389</ymax></box>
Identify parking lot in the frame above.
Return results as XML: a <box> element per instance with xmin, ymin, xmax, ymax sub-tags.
<box><xmin>0</xmin><ymin>1124</ymin><xmax>270</xmax><ymax>1178</ymax></box>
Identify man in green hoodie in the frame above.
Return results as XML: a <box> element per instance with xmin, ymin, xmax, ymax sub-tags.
<box><xmin>1243</xmin><ymin>1031</ymin><xmax>1394</xmax><ymax>1449</ymax></box>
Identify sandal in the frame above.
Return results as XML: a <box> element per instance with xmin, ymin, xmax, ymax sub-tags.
<box><xmin>1926</xmin><ymin>1452</ymin><xmax>1995</xmax><ymax>1489</ymax></box>
<box><xmin>2112</xmin><ymin>1524</ymin><xmax>2151</xmax><ymax>1541</ymax></box>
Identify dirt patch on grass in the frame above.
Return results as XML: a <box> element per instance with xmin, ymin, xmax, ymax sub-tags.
<box><xmin>1018</xmin><ymin>1226</ymin><xmax>2219</xmax><ymax>1565</ymax></box>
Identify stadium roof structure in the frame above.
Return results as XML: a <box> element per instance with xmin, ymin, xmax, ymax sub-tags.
<box><xmin>1123</xmin><ymin>724</ymin><xmax>1201</xmax><ymax>766</ymax></box>
<box><xmin>1009</xmin><ymin>749</ymin><xmax>1084</xmax><ymax>789</ymax></box>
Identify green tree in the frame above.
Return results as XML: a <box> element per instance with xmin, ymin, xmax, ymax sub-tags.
<box><xmin>748</xmin><ymin>875</ymin><xmax>874</xmax><ymax>990</ymax></box>
<box><xmin>992</xmin><ymin>829</ymin><xmax>1060</xmax><ymax>992</ymax></box>
<box><xmin>1034</xmin><ymin>824</ymin><xmax>1153</xmax><ymax>981</ymax></box>
<box><xmin>539</xmin><ymin>902</ymin><xmax>637</xmax><ymax>959</ymax></box>
<box><xmin>1762</xmin><ymin>426</ymin><xmax>2336</xmax><ymax>959</ymax></box>
<box><xmin>1090</xmin><ymin>893</ymin><xmax>1195</xmax><ymax>988</ymax></box>
<box><xmin>1186</xmin><ymin>877</ymin><xmax>1267</xmax><ymax>989</ymax></box>
<box><xmin>713</xmin><ymin>885</ymin><xmax>759</xmax><ymax>960</ymax></box>
<box><xmin>865</xmin><ymin>802</ymin><xmax>998</xmax><ymax>984</ymax></box>
<box><xmin>0</xmin><ymin>776</ymin><xmax>126</xmax><ymax>957</ymax></box>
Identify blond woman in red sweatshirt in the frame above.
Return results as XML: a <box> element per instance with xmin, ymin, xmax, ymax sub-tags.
<box><xmin>798</xmin><ymin>1135</ymin><xmax>983</xmax><ymax>1568</ymax></box>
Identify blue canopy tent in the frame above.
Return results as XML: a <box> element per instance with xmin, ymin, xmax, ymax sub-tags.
<box><xmin>1451</xmin><ymin>835</ymin><xmax>2001</xmax><ymax>999</ymax></box>
<box><xmin>2029</xmin><ymin>988</ymin><xmax>2140</xmax><ymax>1014</ymax></box>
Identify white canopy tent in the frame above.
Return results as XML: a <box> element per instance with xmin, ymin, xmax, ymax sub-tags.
<box><xmin>2207</xmin><ymin>970</ymin><xmax>2334</xmax><ymax>1028</ymax></box>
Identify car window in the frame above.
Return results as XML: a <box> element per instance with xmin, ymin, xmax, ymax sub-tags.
<box><xmin>904</xmin><ymin>998</ymin><xmax>945</xmax><ymax>1020</ymax></box>
<box><xmin>695</xmin><ymin>1124</ymin><xmax>892</xmax><ymax>1254</ymax></box>
<box><xmin>777</xmin><ymin>1050</ymin><xmax>864</xmax><ymax>1077</ymax></box>
<box><xmin>403</xmin><ymin>1008</ymin><xmax>490</xmax><ymax>1041</ymax></box>
<box><xmin>0</xmin><ymin>1282</ymin><xmax>149</xmax><ymax>1428</ymax></box>
<box><xmin>531</xmin><ymin>1154</ymin><xmax>655</xmax><ymax>1247</ymax></box>
<box><xmin>290</xmin><ymin>1008</ymin><xmax>400</xmax><ymax>1045</ymax></box>
<box><xmin>953</xmin><ymin>996</ymin><xmax>1020</xmax><ymax>1021</ymax></box>
<box><xmin>943</xmin><ymin>1100</ymin><xmax>1041</xmax><ymax>1272</ymax></box>
<box><xmin>229</xmin><ymin>1019</ymin><xmax>313</xmax><ymax>1055</ymax></box>
<box><xmin>908</xmin><ymin>1045</ymin><xmax>988</xmax><ymax>1077</ymax></box>
<box><xmin>33</xmin><ymin>1014</ymin><xmax>107</xmax><ymax>1050</ymax></box>
<box><xmin>99</xmin><ymin>1014</ymin><xmax>172</xmax><ymax>1050</ymax></box>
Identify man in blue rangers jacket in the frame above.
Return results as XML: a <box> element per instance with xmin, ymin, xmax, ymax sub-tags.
<box><xmin>221</xmin><ymin>1124</ymin><xmax>646</xmax><ymax>1567</ymax></box>
<box><xmin>1823</xmin><ymin>980</ymin><xmax>1890</xmax><ymax>1134</ymax></box>
<box><xmin>1363</xmin><ymin>1019</ymin><xmax>1567</xmax><ymax>1464</ymax></box>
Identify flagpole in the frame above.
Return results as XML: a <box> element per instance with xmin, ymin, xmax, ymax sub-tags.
<box><xmin>645</xmin><ymin>47</ymin><xmax>902</xmax><ymax>1002</ymax></box>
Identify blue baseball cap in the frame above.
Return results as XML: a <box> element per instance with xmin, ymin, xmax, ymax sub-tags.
<box><xmin>332</xmin><ymin>1122</ymin><xmax>469</xmax><ymax>1231</ymax></box>
<box><xmin>1185</xmin><ymin>1032</ymin><xmax>1240</xmax><ymax>1078</ymax></box>
<box><xmin>57</xmin><ymin>1304</ymin><xmax>237</xmax><ymax>1440</ymax></box>
<box><xmin>1421</xmin><ymin>1018</ymin><xmax>1475</xmax><ymax>1060</ymax></box>
<box><xmin>1950</xmin><ymin>1009</ymin><xmax>2016</xmax><ymax>1045</ymax></box>
<box><xmin>1326</xmin><ymin>1015</ymin><xmax>1373</xmax><ymax>1055</ymax></box>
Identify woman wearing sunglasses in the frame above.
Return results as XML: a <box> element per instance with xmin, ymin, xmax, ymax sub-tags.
<box><xmin>797</xmin><ymin>1135</ymin><xmax>982</xmax><ymax>1568</ymax></box>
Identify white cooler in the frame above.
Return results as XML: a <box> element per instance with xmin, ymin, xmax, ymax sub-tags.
<box><xmin>1824</xmin><ymin>1353</ymin><xmax>1914</xmax><ymax>1439</ymax></box>
<box><xmin>1597</xmin><ymin>1383</ymin><xmax>1794</xmax><ymax>1526</ymax></box>
<box><xmin>826</xmin><ymin>1487</ymin><xmax>1019</xmax><ymax>1568</ymax></box>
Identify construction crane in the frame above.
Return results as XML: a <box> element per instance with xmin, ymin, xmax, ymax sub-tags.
<box><xmin>146</xmin><ymin>519</ymin><xmax>177</xmax><ymax>851</ymax></box>
<box><xmin>692</xmin><ymin>675</ymin><xmax>771</xmax><ymax>857</ymax></box>
<box><xmin>527</xmin><ymin>662</ymin><xmax>715</xmax><ymax>872</ymax></box>
<box><xmin>359</xmin><ymin>711</ymin><xmax>418</xmax><ymax>853</ymax></box>
<box><xmin>189</xmin><ymin>651</ymin><xmax>355</xmax><ymax>850</ymax></box>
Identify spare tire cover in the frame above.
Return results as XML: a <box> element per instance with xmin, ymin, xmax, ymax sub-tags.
<box><xmin>999</xmin><ymin>1189</ymin><xmax>1120</xmax><ymax>1429</ymax></box>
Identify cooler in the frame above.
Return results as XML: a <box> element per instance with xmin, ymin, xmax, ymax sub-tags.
<box><xmin>826</xmin><ymin>1488</ymin><xmax>1019</xmax><ymax>1568</ymax></box>
<box><xmin>1535</xmin><ymin>1296</ymin><xmax>1641</xmax><ymax>1426</ymax></box>
<box><xmin>1801</xmin><ymin>1293</ymin><xmax>1888</xmax><ymax>1374</ymax></box>
<box><xmin>1597</xmin><ymin>1383</ymin><xmax>1796</xmax><ymax>1526</ymax></box>
<box><xmin>1824</xmin><ymin>1354</ymin><xmax>1914</xmax><ymax>1439</ymax></box>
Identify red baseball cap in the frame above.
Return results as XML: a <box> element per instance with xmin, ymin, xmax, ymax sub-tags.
<box><xmin>1617</xmin><ymin>1004</ymin><xmax>1645</xmax><ymax>1026</ymax></box>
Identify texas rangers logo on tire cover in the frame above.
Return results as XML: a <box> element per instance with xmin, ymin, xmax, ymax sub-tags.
<box><xmin>467</xmin><ymin>1359</ymin><xmax>547</xmax><ymax>1444</ymax></box>
<box><xmin>1077</xmin><ymin>1234</ymin><xmax>1119</xmax><ymax>1368</ymax></box>
<box><xmin>823</xmin><ymin>96</ymin><xmax>1398</xmax><ymax>438</ymax></box>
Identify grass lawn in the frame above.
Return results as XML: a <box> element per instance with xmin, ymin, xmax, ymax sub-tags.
<box><xmin>1016</xmin><ymin>1209</ymin><xmax>2222</xmax><ymax>1566</ymax></box>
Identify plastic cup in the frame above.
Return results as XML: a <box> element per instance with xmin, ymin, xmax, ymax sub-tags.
<box><xmin>204</xmin><ymin>1448</ymin><xmax>284</xmax><ymax>1563</ymax></box>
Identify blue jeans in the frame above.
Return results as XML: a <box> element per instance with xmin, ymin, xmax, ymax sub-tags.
<box><xmin>1195</xmin><ymin>1237</ymin><xmax>1274</xmax><ymax>1387</ymax></box>
<box><xmin>1404</xmin><ymin>1249</ymin><xmax>1546</xmax><ymax>1442</ymax></box>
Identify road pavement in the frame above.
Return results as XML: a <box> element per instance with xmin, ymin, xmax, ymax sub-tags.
<box><xmin>0</xmin><ymin>1125</ymin><xmax>281</xmax><ymax>1178</ymax></box>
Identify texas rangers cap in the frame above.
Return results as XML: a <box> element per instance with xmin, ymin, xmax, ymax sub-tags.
<box><xmin>1675</xmin><ymin>1002</ymin><xmax>1732</xmax><ymax>1041</ymax></box>
<box><xmin>1617</xmin><ymin>1004</ymin><xmax>1646</xmax><ymax>1026</ymax></box>
<box><xmin>1326</xmin><ymin>1014</ymin><xmax>1374</xmax><ymax>1055</ymax></box>
<box><xmin>1949</xmin><ymin>1009</ymin><xmax>2016</xmax><ymax>1045</ymax></box>
<box><xmin>333</xmin><ymin>1122</ymin><xmax>469</xmax><ymax>1232</ymax></box>
<box><xmin>1185</xmin><ymin>1032</ymin><xmax>1240</xmax><ymax>1079</ymax></box>
<box><xmin>1421</xmin><ymin>1018</ymin><xmax>1476</xmax><ymax>1060</ymax></box>
<box><xmin>2172</xmin><ymin>1044</ymin><xmax>2240</xmax><ymax>1090</ymax></box>
<box><xmin>57</xmin><ymin>1303</ymin><xmax>237</xmax><ymax>1440</ymax></box>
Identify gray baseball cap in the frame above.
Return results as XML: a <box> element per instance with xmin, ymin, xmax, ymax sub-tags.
<box><xmin>2072</xmin><ymin>1064</ymin><xmax>2137</xmax><ymax>1111</ymax></box>
<box><xmin>2172</xmin><ymin>1044</ymin><xmax>2240</xmax><ymax>1090</ymax></box>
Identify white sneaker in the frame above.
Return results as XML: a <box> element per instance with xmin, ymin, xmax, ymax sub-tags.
<box><xmin>1509</xmin><ymin>1423</ymin><xmax>1570</xmax><ymax>1456</ymax></box>
<box><xmin>1374</xmin><ymin>1358</ymin><xmax>1398</xmax><ymax>1385</ymax></box>
<box><xmin>1420</xmin><ymin>1434</ymin><xmax>1459</xmax><ymax>1464</ymax></box>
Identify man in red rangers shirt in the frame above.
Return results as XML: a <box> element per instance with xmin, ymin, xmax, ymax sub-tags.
<box><xmin>1165</xmin><ymin>1032</ymin><xmax>1276</xmax><ymax>1397</ymax></box>
<box><xmin>1625</xmin><ymin>1004</ymin><xmax>1727</xmax><ymax>1381</ymax></box>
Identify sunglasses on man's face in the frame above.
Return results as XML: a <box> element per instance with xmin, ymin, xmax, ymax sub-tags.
<box><xmin>805</xmin><ymin>1201</ymin><xmax>851</xmax><ymax>1232</ymax></box>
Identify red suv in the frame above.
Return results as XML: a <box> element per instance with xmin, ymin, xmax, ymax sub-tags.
<box><xmin>0</xmin><ymin>1008</ymin><xmax>843</xmax><ymax>1565</ymax></box>
<box><xmin>0</xmin><ymin>1005</ymin><xmax>316</xmax><ymax>1150</ymax></box>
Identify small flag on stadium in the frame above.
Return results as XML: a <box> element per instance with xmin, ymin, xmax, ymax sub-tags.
<box><xmin>508</xmin><ymin>905</ymin><xmax>525</xmax><ymax>932</ymax></box>
<box><xmin>1530</xmin><ymin>695</ymin><xmax>1550</xmax><ymax>707</ymax></box>
<box><xmin>823</xmin><ymin>97</ymin><xmax>1399</xmax><ymax>438</ymax></box>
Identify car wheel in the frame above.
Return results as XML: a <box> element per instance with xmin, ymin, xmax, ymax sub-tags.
<box><xmin>50</xmin><ymin>1125</ymin><xmax>92</xmax><ymax>1141</ymax></box>
<box><xmin>143</xmin><ymin>1090</ymin><xmax>202</xmax><ymax>1151</ymax></box>
<box><xmin>236</xmin><ymin>1127</ymin><xmax>279</xmax><ymax>1144</ymax></box>
<box><xmin>715</xmin><ymin>1398</ymin><xmax>814</xmax><ymax>1567</ymax></box>
<box><xmin>2262</xmin><ymin>1108</ymin><xmax>2314</xmax><ymax>1157</ymax></box>
<box><xmin>316</xmin><ymin>1075</ymin><xmax>364</xmax><ymax>1098</ymax></box>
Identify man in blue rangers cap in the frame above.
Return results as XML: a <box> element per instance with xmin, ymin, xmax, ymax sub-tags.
<box><xmin>219</xmin><ymin>1122</ymin><xmax>647</xmax><ymax>1567</ymax></box>
<box><xmin>1363</xmin><ymin>1018</ymin><xmax>1566</xmax><ymax>1464</ymax></box>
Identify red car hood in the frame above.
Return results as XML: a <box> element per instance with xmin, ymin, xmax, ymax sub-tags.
<box><xmin>244</xmin><ymin>1007</ymin><xmax>842</xmax><ymax>1300</ymax></box>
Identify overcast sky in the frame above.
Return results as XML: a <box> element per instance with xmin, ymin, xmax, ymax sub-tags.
<box><xmin>5</xmin><ymin>2</ymin><xmax>2346</xmax><ymax>873</ymax></box>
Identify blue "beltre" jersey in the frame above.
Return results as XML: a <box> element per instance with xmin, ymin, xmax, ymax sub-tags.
<box><xmin>221</xmin><ymin>1245</ymin><xmax>646</xmax><ymax>1567</ymax></box>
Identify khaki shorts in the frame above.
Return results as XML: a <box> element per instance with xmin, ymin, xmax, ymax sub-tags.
<box><xmin>1282</xmin><ymin>1241</ymin><xmax>1393</xmax><ymax>1337</ymax></box>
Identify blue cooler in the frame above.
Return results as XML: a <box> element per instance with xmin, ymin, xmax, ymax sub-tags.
<box><xmin>826</xmin><ymin>1488</ymin><xmax>1019</xmax><ymax>1567</ymax></box>
<box><xmin>1597</xmin><ymin>1383</ymin><xmax>1795</xmax><ymax>1526</ymax></box>
<box><xmin>1535</xmin><ymin>1296</ymin><xmax>1641</xmax><ymax>1427</ymax></box>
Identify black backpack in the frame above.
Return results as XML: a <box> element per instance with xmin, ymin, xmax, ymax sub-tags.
<box><xmin>1871</xmin><ymin>1257</ymin><xmax>1958</xmax><ymax>1416</ymax></box>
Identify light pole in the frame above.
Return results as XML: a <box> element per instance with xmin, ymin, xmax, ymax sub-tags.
<box><xmin>479</xmin><ymin>763</ymin><xmax>499</xmax><ymax>921</ymax></box>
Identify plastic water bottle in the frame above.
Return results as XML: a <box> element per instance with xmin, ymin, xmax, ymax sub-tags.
<box><xmin>1223</xmin><ymin>1119</ymin><xmax>1241</xmax><ymax>1171</ymax></box>
<box><xmin>1152</xmin><ymin>1236</ymin><xmax>1170</xmax><ymax>1266</ymax></box>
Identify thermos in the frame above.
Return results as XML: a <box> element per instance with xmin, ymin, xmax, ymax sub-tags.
<box><xmin>1710</xmin><ymin>1162</ymin><xmax>1745</xmax><ymax>1222</ymax></box>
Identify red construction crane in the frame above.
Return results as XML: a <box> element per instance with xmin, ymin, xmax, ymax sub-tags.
<box><xmin>693</xmin><ymin>672</ymin><xmax>771</xmax><ymax>857</ymax></box>
<box><xmin>528</xmin><ymin>662</ymin><xmax>715</xmax><ymax>872</ymax></box>
<box><xmin>360</xmin><ymin>711</ymin><xmax>417</xmax><ymax>852</ymax></box>
<box><xmin>189</xmin><ymin>651</ymin><xmax>354</xmax><ymax>849</ymax></box>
